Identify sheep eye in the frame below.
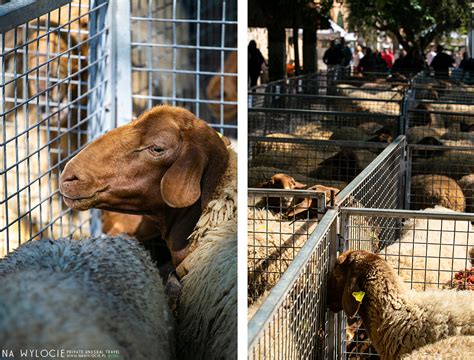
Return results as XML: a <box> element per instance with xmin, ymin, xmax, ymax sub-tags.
<box><xmin>150</xmin><ymin>146</ymin><xmax>164</xmax><ymax>154</ymax></box>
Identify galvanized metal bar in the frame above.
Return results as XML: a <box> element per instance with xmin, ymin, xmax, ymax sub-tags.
<box><xmin>110</xmin><ymin>0</ymin><xmax>132</xmax><ymax>126</ymax></box>
<box><xmin>341</xmin><ymin>207</ymin><xmax>474</xmax><ymax>221</ymax></box>
<box><xmin>0</xmin><ymin>0</ymin><xmax>72</xmax><ymax>34</ymax></box>
<box><xmin>249</xmin><ymin>107</ymin><xmax>400</xmax><ymax>120</ymax></box>
<box><xmin>248</xmin><ymin>187</ymin><xmax>328</xmax><ymax>198</ymax></box>
<box><xmin>248</xmin><ymin>135</ymin><xmax>388</xmax><ymax>149</ymax></box>
<box><xmin>249</xmin><ymin>92</ymin><xmax>403</xmax><ymax>103</ymax></box>
<box><xmin>326</xmin><ymin>216</ymin><xmax>339</xmax><ymax>360</ymax></box>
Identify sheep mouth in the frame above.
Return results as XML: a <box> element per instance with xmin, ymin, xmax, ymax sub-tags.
<box><xmin>62</xmin><ymin>194</ymin><xmax>99</xmax><ymax>211</ymax></box>
<box><xmin>61</xmin><ymin>188</ymin><xmax>108</xmax><ymax>211</ymax></box>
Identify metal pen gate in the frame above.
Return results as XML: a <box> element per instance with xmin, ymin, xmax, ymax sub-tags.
<box><xmin>0</xmin><ymin>0</ymin><xmax>237</xmax><ymax>257</ymax></box>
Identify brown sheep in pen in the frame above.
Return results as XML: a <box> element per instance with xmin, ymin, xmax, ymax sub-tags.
<box><xmin>408</xmin><ymin>103</ymin><xmax>444</xmax><ymax>128</ymax></box>
<box><xmin>410</xmin><ymin>175</ymin><xmax>465</xmax><ymax>212</ymax></box>
<box><xmin>286</xmin><ymin>184</ymin><xmax>340</xmax><ymax>218</ymax></box>
<box><xmin>206</xmin><ymin>52</ymin><xmax>237</xmax><ymax>123</ymax></box>
<box><xmin>255</xmin><ymin>173</ymin><xmax>306</xmax><ymax>210</ymax></box>
<box><xmin>60</xmin><ymin>105</ymin><xmax>237</xmax><ymax>359</ymax></box>
<box><xmin>328</xmin><ymin>250</ymin><xmax>474</xmax><ymax>360</ymax></box>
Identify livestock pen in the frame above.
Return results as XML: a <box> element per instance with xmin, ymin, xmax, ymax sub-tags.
<box><xmin>0</xmin><ymin>0</ymin><xmax>237</xmax><ymax>257</ymax></box>
<box><xmin>248</xmin><ymin>70</ymin><xmax>474</xmax><ymax>359</ymax></box>
<box><xmin>404</xmin><ymin>72</ymin><xmax>474</xmax><ymax>213</ymax></box>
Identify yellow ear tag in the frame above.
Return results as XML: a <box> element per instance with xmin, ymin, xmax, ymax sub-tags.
<box><xmin>352</xmin><ymin>291</ymin><xmax>365</xmax><ymax>303</ymax></box>
<box><xmin>216</xmin><ymin>131</ymin><xmax>223</xmax><ymax>138</ymax></box>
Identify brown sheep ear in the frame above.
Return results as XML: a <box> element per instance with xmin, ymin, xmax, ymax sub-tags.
<box><xmin>161</xmin><ymin>145</ymin><xmax>207</xmax><ymax>208</ymax></box>
<box><xmin>342</xmin><ymin>269</ymin><xmax>363</xmax><ymax>319</ymax></box>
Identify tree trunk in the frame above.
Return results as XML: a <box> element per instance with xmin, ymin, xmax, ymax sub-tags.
<box><xmin>303</xmin><ymin>27</ymin><xmax>317</xmax><ymax>74</ymax></box>
<box><xmin>268</xmin><ymin>25</ymin><xmax>286</xmax><ymax>81</ymax></box>
<box><xmin>293</xmin><ymin>26</ymin><xmax>301</xmax><ymax>76</ymax></box>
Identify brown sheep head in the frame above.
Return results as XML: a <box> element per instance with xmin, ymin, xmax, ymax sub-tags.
<box><xmin>327</xmin><ymin>250</ymin><xmax>382</xmax><ymax>319</ymax></box>
<box><xmin>59</xmin><ymin>105</ymin><xmax>229</xmax><ymax>214</ymax></box>
<box><xmin>258</xmin><ymin>173</ymin><xmax>306</xmax><ymax>190</ymax></box>
<box><xmin>206</xmin><ymin>52</ymin><xmax>237</xmax><ymax>122</ymax></box>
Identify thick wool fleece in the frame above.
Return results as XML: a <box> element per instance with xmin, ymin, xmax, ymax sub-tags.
<box><xmin>402</xmin><ymin>336</ymin><xmax>474</xmax><ymax>359</ymax></box>
<box><xmin>0</xmin><ymin>236</ymin><xmax>175</xmax><ymax>360</ymax></box>
<box><xmin>353</xmin><ymin>254</ymin><xmax>474</xmax><ymax>359</ymax></box>
<box><xmin>176</xmin><ymin>148</ymin><xmax>237</xmax><ymax>360</ymax></box>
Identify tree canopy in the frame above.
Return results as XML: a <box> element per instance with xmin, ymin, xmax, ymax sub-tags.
<box><xmin>248</xmin><ymin>0</ymin><xmax>332</xmax><ymax>28</ymax></box>
<box><xmin>346</xmin><ymin>0</ymin><xmax>470</xmax><ymax>51</ymax></box>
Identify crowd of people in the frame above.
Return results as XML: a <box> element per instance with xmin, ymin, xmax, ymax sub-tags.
<box><xmin>248</xmin><ymin>38</ymin><xmax>474</xmax><ymax>88</ymax></box>
<box><xmin>324</xmin><ymin>39</ymin><xmax>474</xmax><ymax>81</ymax></box>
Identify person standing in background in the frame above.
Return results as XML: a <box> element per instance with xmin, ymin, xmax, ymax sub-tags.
<box><xmin>340</xmin><ymin>38</ymin><xmax>352</xmax><ymax>67</ymax></box>
<box><xmin>323</xmin><ymin>40</ymin><xmax>344</xmax><ymax>68</ymax></box>
<box><xmin>381</xmin><ymin>47</ymin><xmax>394</xmax><ymax>69</ymax></box>
<box><xmin>357</xmin><ymin>47</ymin><xmax>377</xmax><ymax>73</ymax></box>
<box><xmin>353</xmin><ymin>45</ymin><xmax>364</xmax><ymax>68</ymax></box>
<box><xmin>426</xmin><ymin>46</ymin><xmax>437</xmax><ymax>66</ymax></box>
<box><xmin>248</xmin><ymin>40</ymin><xmax>265</xmax><ymax>88</ymax></box>
<box><xmin>430</xmin><ymin>45</ymin><xmax>455</xmax><ymax>78</ymax></box>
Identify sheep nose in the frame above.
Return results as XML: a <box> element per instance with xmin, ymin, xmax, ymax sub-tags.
<box><xmin>62</xmin><ymin>174</ymin><xmax>79</xmax><ymax>183</ymax></box>
<box><xmin>59</xmin><ymin>167</ymin><xmax>83</xmax><ymax>192</ymax></box>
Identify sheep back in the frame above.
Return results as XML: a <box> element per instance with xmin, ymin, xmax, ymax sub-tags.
<box><xmin>402</xmin><ymin>336</ymin><xmax>474</xmax><ymax>359</ymax></box>
<box><xmin>0</xmin><ymin>236</ymin><xmax>175</xmax><ymax>359</ymax></box>
<box><xmin>410</xmin><ymin>174</ymin><xmax>465</xmax><ymax>212</ymax></box>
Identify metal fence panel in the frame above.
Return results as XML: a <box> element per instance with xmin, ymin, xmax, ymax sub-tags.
<box><xmin>0</xmin><ymin>0</ymin><xmax>111</xmax><ymax>257</ymax></box>
<box><xmin>403</xmin><ymin>72</ymin><xmax>474</xmax><ymax>213</ymax></box>
<box><xmin>248</xmin><ymin>209</ymin><xmax>339</xmax><ymax>360</ymax></box>
<box><xmin>338</xmin><ymin>207</ymin><xmax>474</xmax><ymax>358</ymax></box>
<box><xmin>248</xmin><ymin>188</ymin><xmax>326</xmax><ymax>303</ymax></box>
<box><xmin>130</xmin><ymin>0</ymin><xmax>237</xmax><ymax>136</ymax></box>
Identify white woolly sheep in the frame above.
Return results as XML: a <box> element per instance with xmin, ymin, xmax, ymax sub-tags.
<box><xmin>0</xmin><ymin>236</ymin><xmax>175</xmax><ymax>359</ymax></box>
<box><xmin>291</xmin><ymin>123</ymin><xmax>333</xmax><ymax>140</ymax></box>
<box><xmin>328</xmin><ymin>250</ymin><xmax>474</xmax><ymax>360</ymax></box>
<box><xmin>380</xmin><ymin>206</ymin><xmax>473</xmax><ymax>289</ymax></box>
<box><xmin>248</xmin><ymin>208</ymin><xmax>318</xmax><ymax>302</ymax></box>
<box><xmin>410</xmin><ymin>175</ymin><xmax>466</xmax><ymax>212</ymax></box>
<box><xmin>402</xmin><ymin>335</ymin><xmax>474</xmax><ymax>359</ymax></box>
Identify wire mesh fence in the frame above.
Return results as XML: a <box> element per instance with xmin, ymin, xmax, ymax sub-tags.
<box><xmin>249</xmin><ymin>136</ymin><xmax>388</xmax><ymax>193</ymax></box>
<box><xmin>249</xmin><ymin>74</ymin><xmax>406</xmax><ymax>117</ymax></box>
<box><xmin>247</xmin><ymin>136</ymin><xmax>408</xmax><ymax>359</ymax></box>
<box><xmin>248</xmin><ymin>188</ymin><xmax>326</xmax><ymax>303</ymax></box>
<box><xmin>338</xmin><ymin>207</ymin><xmax>474</xmax><ymax>359</ymax></box>
<box><xmin>404</xmin><ymin>72</ymin><xmax>474</xmax><ymax>213</ymax></box>
<box><xmin>248</xmin><ymin>208</ymin><xmax>339</xmax><ymax>360</ymax></box>
<box><xmin>248</xmin><ymin>108</ymin><xmax>401</xmax><ymax>143</ymax></box>
<box><xmin>0</xmin><ymin>0</ymin><xmax>110</xmax><ymax>257</ymax></box>
<box><xmin>1</xmin><ymin>0</ymin><xmax>237</xmax><ymax>258</ymax></box>
<box><xmin>130</xmin><ymin>0</ymin><xmax>237</xmax><ymax>136</ymax></box>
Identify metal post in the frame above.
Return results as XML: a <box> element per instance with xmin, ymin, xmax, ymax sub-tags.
<box><xmin>405</xmin><ymin>145</ymin><xmax>413</xmax><ymax>210</ymax></box>
<box><xmin>470</xmin><ymin>4</ymin><xmax>474</xmax><ymax>57</ymax></box>
<box><xmin>110</xmin><ymin>0</ymin><xmax>132</xmax><ymax>127</ymax></box>
<box><xmin>327</xmin><ymin>215</ymin><xmax>339</xmax><ymax>360</ymax></box>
